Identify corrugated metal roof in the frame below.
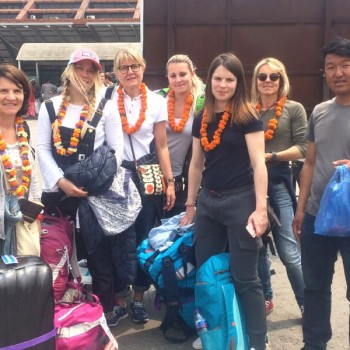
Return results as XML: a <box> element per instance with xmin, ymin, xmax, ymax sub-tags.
<box><xmin>16</xmin><ymin>42</ymin><xmax>141</xmax><ymax>61</ymax></box>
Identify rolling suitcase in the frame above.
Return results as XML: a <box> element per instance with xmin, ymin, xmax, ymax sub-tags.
<box><xmin>0</xmin><ymin>256</ymin><xmax>55</xmax><ymax>349</ymax></box>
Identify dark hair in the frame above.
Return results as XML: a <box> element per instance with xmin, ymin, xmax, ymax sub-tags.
<box><xmin>0</xmin><ymin>64</ymin><xmax>31</xmax><ymax>117</ymax></box>
<box><xmin>321</xmin><ymin>37</ymin><xmax>350</xmax><ymax>63</ymax></box>
<box><xmin>105</xmin><ymin>72</ymin><xmax>117</xmax><ymax>83</ymax></box>
<box><xmin>205</xmin><ymin>52</ymin><xmax>257</xmax><ymax>125</ymax></box>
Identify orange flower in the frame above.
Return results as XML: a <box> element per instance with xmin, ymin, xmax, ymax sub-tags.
<box><xmin>200</xmin><ymin>105</ymin><xmax>231</xmax><ymax>152</ymax></box>
<box><xmin>167</xmin><ymin>89</ymin><xmax>194</xmax><ymax>133</ymax></box>
<box><xmin>52</xmin><ymin>98</ymin><xmax>89</xmax><ymax>156</ymax></box>
<box><xmin>256</xmin><ymin>97</ymin><xmax>287</xmax><ymax>141</ymax></box>
<box><xmin>118</xmin><ymin>83</ymin><xmax>148</xmax><ymax>134</ymax></box>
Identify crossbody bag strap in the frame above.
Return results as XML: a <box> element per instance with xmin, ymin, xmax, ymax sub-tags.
<box><xmin>127</xmin><ymin>134</ymin><xmax>138</xmax><ymax>167</ymax></box>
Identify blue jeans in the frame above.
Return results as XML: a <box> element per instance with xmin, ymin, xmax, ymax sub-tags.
<box><xmin>258</xmin><ymin>183</ymin><xmax>305</xmax><ymax>307</ymax></box>
<box><xmin>301</xmin><ymin>212</ymin><xmax>350</xmax><ymax>349</ymax></box>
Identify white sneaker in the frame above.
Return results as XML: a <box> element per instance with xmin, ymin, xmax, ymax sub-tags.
<box><xmin>192</xmin><ymin>337</ymin><xmax>203</xmax><ymax>349</ymax></box>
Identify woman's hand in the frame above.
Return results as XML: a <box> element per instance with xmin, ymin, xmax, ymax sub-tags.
<box><xmin>179</xmin><ymin>206</ymin><xmax>196</xmax><ymax>227</ymax></box>
<box><xmin>57</xmin><ymin>177</ymin><xmax>88</xmax><ymax>198</ymax></box>
<box><xmin>247</xmin><ymin>209</ymin><xmax>268</xmax><ymax>238</ymax></box>
<box><xmin>292</xmin><ymin>210</ymin><xmax>304</xmax><ymax>242</ymax></box>
<box><xmin>163</xmin><ymin>183</ymin><xmax>175</xmax><ymax>211</ymax></box>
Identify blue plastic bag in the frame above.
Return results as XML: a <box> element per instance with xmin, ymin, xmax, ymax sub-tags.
<box><xmin>315</xmin><ymin>165</ymin><xmax>350</xmax><ymax>237</ymax></box>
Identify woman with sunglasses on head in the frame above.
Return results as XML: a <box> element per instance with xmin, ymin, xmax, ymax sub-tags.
<box><xmin>158</xmin><ymin>54</ymin><xmax>205</xmax><ymax>218</ymax></box>
<box><xmin>105</xmin><ymin>48</ymin><xmax>175</xmax><ymax>324</ymax></box>
<box><xmin>183</xmin><ymin>53</ymin><xmax>268</xmax><ymax>350</ymax></box>
<box><xmin>251</xmin><ymin>57</ymin><xmax>307</xmax><ymax>317</ymax></box>
<box><xmin>37</xmin><ymin>48</ymin><xmax>126</xmax><ymax>326</ymax></box>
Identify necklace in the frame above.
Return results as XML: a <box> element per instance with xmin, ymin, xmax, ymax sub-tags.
<box><xmin>53</xmin><ymin>99</ymin><xmax>89</xmax><ymax>156</ymax></box>
<box><xmin>200</xmin><ymin>104</ymin><xmax>231</xmax><ymax>152</ymax></box>
<box><xmin>0</xmin><ymin>117</ymin><xmax>32</xmax><ymax>197</ymax></box>
<box><xmin>117</xmin><ymin>83</ymin><xmax>147</xmax><ymax>134</ymax></box>
<box><xmin>167</xmin><ymin>89</ymin><xmax>194</xmax><ymax>133</ymax></box>
<box><xmin>256</xmin><ymin>97</ymin><xmax>287</xmax><ymax>141</ymax></box>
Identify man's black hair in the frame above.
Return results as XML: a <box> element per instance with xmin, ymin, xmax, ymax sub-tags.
<box><xmin>321</xmin><ymin>37</ymin><xmax>350</xmax><ymax>63</ymax></box>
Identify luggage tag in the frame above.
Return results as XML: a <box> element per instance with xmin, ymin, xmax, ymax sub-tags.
<box><xmin>1</xmin><ymin>255</ymin><xmax>18</xmax><ymax>265</ymax></box>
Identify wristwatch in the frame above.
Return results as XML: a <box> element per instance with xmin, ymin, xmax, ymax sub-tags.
<box><xmin>165</xmin><ymin>178</ymin><xmax>175</xmax><ymax>185</ymax></box>
<box><xmin>271</xmin><ymin>152</ymin><xmax>278</xmax><ymax>161</ymax></box>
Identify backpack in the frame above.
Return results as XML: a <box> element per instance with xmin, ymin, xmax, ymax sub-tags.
<box><xmin>40</xmin><ymin>207</ymin><xmax>80</xmax><ymax>302</ymax></box>
<box><xmin>195</xmin><ymin>253</ymin><xmax>249</xmax><ymax>350</ymax></box>
<box><xmin>137</xmin><ymin>221</ymin><xmax>196</xmax><ymax>342</ymax></box>
<box><xmin>54</xmin><ymin>294</ymin><xmax>118</xmax><ymax>350</ymax></box>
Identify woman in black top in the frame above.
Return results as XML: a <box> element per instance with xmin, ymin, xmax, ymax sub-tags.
<box><xmin>182</xmin><ymin>53</ymin><xmax>268</xmax><ymax>350</ymax></box>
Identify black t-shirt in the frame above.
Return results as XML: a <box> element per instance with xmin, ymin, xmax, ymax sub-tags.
<box><xmin>192</xmin><ymin>111</ymin><xmax>263</xmax><ymax>190</ymax></box>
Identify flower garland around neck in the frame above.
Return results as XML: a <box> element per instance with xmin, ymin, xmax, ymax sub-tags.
<box><xmin>256</xmin><ymin>96</ymin><xmax>287</xmax><ymax>141</ymax></box>
<box><xmin>167</xmin><ymin>89</ymin><xmax>194</xmax><ymax>133</ymax></box>
<box><xmin>117</xmin><ymin>83</ymin><xmax>147</xmax><ymax>134</ymax></box>
<box><xmin>0</xmin><ymin>117</ymin><xmax>32</xmax><ymax>197</ymax></box>
<box><xmin>53</xmin><ymin>98</ymin><xmax>89</xmax><ymax>156</ymax></box>
<box><xmin>200</xmin><ymin>104</ymin><xmax>231</xmax><ymax>152</ymax></box>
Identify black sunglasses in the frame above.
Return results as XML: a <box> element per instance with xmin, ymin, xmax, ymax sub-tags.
<box><xmin>257</xmin><ymin>73</ymin><xmax>281</xmax><ymax>82</ymax></box>
<box><xmin>118</xmin><ymin>64</ymin><xmax>141</xmax><ymax>74</ymax></box>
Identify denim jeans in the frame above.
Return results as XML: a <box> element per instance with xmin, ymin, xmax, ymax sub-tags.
<box><xmin>258</xmin><ymin>182</ymin><xmax>305</xmax><ymax>307</ymax></box>
<box><xmin>301</xmin><ymin>212</ymin><xmax>350</xmax><ymax>349</ymax></box>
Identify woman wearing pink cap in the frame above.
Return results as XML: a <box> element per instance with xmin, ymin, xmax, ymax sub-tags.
<box><xmin>37</xmin><ymin>48</ymin><xmax>128</xmax><ymax>326</ymax></box>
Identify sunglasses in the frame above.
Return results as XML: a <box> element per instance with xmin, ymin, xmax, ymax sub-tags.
<box><xmin>257</xmin><ymin>73</ymin><xmax>280</xmax><ymax>82</ymax></box>
<box><xmin>118</xmin><ymin>64</ymin><xmax>141</xmax><ymax>74</ymax></box>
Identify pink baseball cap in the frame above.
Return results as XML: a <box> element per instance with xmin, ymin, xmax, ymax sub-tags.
<box><xmin>68</xmin><ymin>48</ymin><xmax>102</xmax><ymax>70</ymax></box>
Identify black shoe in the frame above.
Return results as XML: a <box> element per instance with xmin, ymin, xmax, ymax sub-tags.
<box><xmin>130</xmin><ymin>301</ymin><xmax>149</xmax><ymax>323</ymax></box>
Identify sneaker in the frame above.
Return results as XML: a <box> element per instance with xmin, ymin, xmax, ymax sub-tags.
<box><xmin>130</xmin><ymin>301</ymin><xmax>149</xmax><ymax>323</ymax></box>
<box><xmin>265</xmin><ymin>299</ymin><xmax>274</xmax><ymax>315</ymax></box>
<box><xmin>113</xmin><ymin>304</ymin><xmax>128</xmax><ymax>322</ymax></box>
<box><xmin>106</xmin><ymin>312</ymin><xmax>119</xmax><ymax>327</ymax></box>
<box><xmin>192</xmin><ymin>337</ymin><xmax>203</xmax><ymax>349</ymax></box>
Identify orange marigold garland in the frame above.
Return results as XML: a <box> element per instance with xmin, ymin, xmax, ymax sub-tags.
<box><xmin>53</xmin><ymin>99</ymin><xmax>89</xmax><ymax>156</ymax></box>
<box><xmin>256</xmin><ymin>97</ymin><xmax>287</xmax><ymax>141</ymax></box>
<box><xmin>200</xmin><ymin>104</ymin><xmax>231</xmax><ymax>152</ymax></box>
<box><xmin>167</xmin><ymin>89</ymin><xmax>194</xmax><ymax>133</ymax></box>
<box><xmin>117</xmin><ymin>83</ymin><xmax>148</xmax><ymax>134</ymax></box>
<box><xmin>0</xmin><ymin>117</ymin><xmax>32</xmax><ymax>197</ymax></box>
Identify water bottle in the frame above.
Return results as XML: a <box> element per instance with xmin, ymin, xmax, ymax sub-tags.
<box><xmin>194</xmin><ymin>308</ymin><xmax>208</xmax><ymax>334</ymax></box>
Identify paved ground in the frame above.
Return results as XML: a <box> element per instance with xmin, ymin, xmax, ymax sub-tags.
<box><xmin>27</xmin><ymin>119</ymin><xmax>349</xmax><ymax>350</ymax></box>
<box><xmin>113</xmin><ymin>255</ymin><xmax>349</xmax><ymax>350</ymax></box>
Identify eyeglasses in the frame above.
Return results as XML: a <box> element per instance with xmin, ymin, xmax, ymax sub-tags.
<box><xmin>118</xmin><ymin>64</ymin><xmax>141</xmax><ymax>74</ymax></box>
<box><xmin>257</xmin><ymin>73</ymin><xmax>281</xmax><ymax>82</ymax></box>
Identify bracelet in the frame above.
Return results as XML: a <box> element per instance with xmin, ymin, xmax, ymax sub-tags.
<box><xmin>185</xmin><ymin>202</ymin><xmax>196</xmax><ymax>207</ymax></box>
<box><xmin>271</xmin><ymin>152</ymin><xmax>278</xmax><ymax>161</ymax></box>
<box><xmin>166</xmin><ymin>178</ymin><xmax>175</xmax><ymax>184</ymax></box>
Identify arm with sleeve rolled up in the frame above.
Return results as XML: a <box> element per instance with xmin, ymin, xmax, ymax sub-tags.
<box><xmin>180</xmin><ymin>137</ymin><xmax>204</xmax><ymax>227</ymax></box>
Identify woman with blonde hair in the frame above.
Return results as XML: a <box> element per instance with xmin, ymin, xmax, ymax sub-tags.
<box><xmin>104</xmin><ymin>48</ymin><xmax>175</xmax><ymax>324</ymax></box>
<box><xmin>37</xmin><ymin>48</ymin><xmax>125</xmax><ymax>326</ymax></box>
<box><xmin>251</xmin><ymin>57</ymin><xmax>307</xmax><ymax>317</ymax></box>
<box><xmin>158</xmin><ymin>54</ymin><xmax>205</xmax><ymax>217</ymax></box>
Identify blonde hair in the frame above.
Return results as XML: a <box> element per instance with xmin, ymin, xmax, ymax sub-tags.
<box><xmin>251</xmin><ymin>57</ymin><xmax>290</xmax><ymax>105</ymax></box>
<box><xmin>166</xmin><ymin>54</ymin><xmax>205</xmax><ymax>112</ymax></box>
<box><xmin>60</xmin><ymin>64</ymin><xmax>102</xmax><ymax>120</ymax></box>
<box><xmin>114</xmin><ymin>48</ymin><xmax>146</xmax><ymax>72</ymax></box>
